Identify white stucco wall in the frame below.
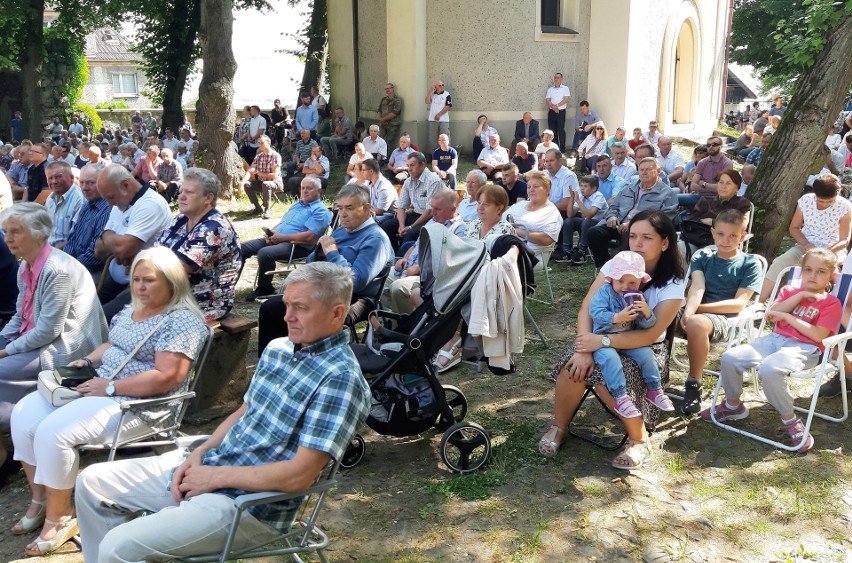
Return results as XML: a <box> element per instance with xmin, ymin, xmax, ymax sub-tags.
<box><xmin>82</xmin><ymin>64</ymin><xmax>152</xmax><ymax>109</ymax></box>
<box><xmin>328</xmin><ymin>0</ymin><xmax>730</xmax><ymax>153</ymax></box>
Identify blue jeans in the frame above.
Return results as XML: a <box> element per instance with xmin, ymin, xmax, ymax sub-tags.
<box><xmin>678</xmin><ymin>193</ymin><xmax>701</xmax><ymax>207</ymax></box>
<box><xmin>562</xmin><ymin>216</ymin><xmax>594</xmax><ymax>253</ymax></box>
<box><xmin>593</xmin><ymin>346</ymin><xmax>661</xmax><ymax>399</ymax></box>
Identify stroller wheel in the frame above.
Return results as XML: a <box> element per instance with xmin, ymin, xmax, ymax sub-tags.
<box><xmin>439</xmin><ymin>422</ymin><xmax>491</xmax><ymax>474</ymax></box>
<box><xmin>435</xmin><ymin>385</ymin><xmax>468</xmax><ymax>431</ymax></box>
<box><xmin>340</xmin><ymin>434</ymin><xmax>365</xmax><ymax>469</ymax></box>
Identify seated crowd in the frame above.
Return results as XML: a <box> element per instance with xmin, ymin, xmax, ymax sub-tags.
<box><xmin>4</xmin><ymin>85</ymin><xmax>852</xmax><ymax>560</ymax></box>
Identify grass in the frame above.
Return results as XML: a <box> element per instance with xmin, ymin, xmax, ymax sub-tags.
<box><xmin>211</xmin><ymin>141</ymin><xmax>852</xmax><ymax>561</ymax></box>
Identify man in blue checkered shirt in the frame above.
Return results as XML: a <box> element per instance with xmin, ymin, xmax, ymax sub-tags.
<box><xmin>75</xmin><ymin>262</ymin><xmax>371</xmax><ymax>562</ymax></box>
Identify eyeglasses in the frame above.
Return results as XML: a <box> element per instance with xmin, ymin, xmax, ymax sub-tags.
<box><xmin>595</xmin><ymin>127</ymin><xmax>604</xmax><ymax>131</ymax></box>
<box><xmin>706</xmin><ymin>142</ymin><xmax>722</xmax><ymax>147</ymax></box>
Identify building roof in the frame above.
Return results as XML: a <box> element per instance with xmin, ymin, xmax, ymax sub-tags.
<box><xmin>84</xmin><ymin>29</ymin><xmax>140</xmax><ymax>63</ymax></box>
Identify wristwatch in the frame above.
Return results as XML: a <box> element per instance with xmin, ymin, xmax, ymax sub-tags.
<box><xmin>106</xmin><ymin>382</ymin><xmax>116</xmax><ymax>397</ymax></box>
<box><xmin>601</xmin><ymin>335</ymin><xmax>611</xmax><ymax>348</ymax></box>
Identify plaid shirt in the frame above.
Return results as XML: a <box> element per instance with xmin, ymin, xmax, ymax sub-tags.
<box><xmin>252</xmin><ymin>149</ymin><xmax>282</xmax><ymax>175</ymax></box>
<box><xmin>156</xmin><ymin>160</ymin><xmax>183</xmax><ymax>184</ymax></box>
<box><xmin>398</xmin><ymin>168</ymin><xmax>443</xmax><ymax>214</ymax></box>
<box><xmin>46</xmin><ymin>185</ymin><xmax>85</xmax><ymax>246</ymax></box>
<box><xmin>203</xmin><ymin>330</ymin><xmax>370</xmax><ymax>531</ymax></box>
<box><xmin>63</xmin><ymin>197</ymin><xmax>111</xmax><ymax>271</ymax></box>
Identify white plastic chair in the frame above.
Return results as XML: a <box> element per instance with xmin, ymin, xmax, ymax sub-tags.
<box><xmin>672</xmin><ymin>247</ymin><xmax>768</xmax><ymax>380</ymax></box>
<box><xmin>707</xmin><ymin>266</ymin><xmax>852</xmax><ymax>451</ymax></box>
<box><xmin>79</xmin><ymin>325</ymin><xmax>215</xmax><ymax>462</ymax></box>
<box><xmin>529</xmin><ymin>243</ymin><xmax>555</xmax><ymax>305</ymax></box>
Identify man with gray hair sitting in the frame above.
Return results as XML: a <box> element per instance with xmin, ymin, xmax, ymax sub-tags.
<box><xmin>94</xmin><ymin>166</ymin><xmax>173</xmax><ymax>320</ymax></box>
<box><xmin>154</xmin><ymin>148</ymin><xmax>184</xmax><ymax>203</ymax></box>
<box><xmin>257</xmin><ymin>183</ymin><xmax>393</xmax><ymax>352</ymax></box>
<box><xmin>75</xmin><ymin>261</ymin><xmax>371</xmax><ymax>563</ymax></box>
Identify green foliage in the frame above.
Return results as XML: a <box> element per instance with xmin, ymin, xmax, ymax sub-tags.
<box><xmin>0</xmin><ymin>4</ymin><xmax>28</xmax><ymax>71</ymax></box>
<box><xmin>95</xmin><ymin>101</ymin><xmax>130</xmax><ymax>109</ymax></box>
<box><xmin>731</xmin><ymin>0</ymin><xmax>852</xmax><ymax>95</ymax></box>
<box><xmin>74</xmin><ymin>103</ymin><xmax>103</xmax><ymax>133</ymax></box>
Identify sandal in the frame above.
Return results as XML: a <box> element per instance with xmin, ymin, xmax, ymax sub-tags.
<box><xmin>612</xmin><ymin>439</ymin><xmax>649</xmax><ymax>470</ymax></box>
<box><xmin>433</xmin><ymin>337</ymin><xmax>463</xmax><ymax>373</ymax></box>
<box><xmin>12</xmin><ymin>499</ymin><xmax>46</xmax><ymax>535</ymax></box>
<box><xmin>538</xmin><ymin>424</ymin><xmax>565</xmax><ymax>458</ymax></box>
<box><xmin>25</xmin><ymin>516</ymin><xmax>78</xmax><ymax>557</ymax></box>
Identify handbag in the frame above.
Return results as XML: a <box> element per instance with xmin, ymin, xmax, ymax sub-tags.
<box><xmin>680</xmin><ymin>220</ymin><xmax>714</xmax><ymax>249</ymax></box>
<box><xmin>38</xmin><ymin>314</ymin><xmax>169</xmax><ymax>407</ymax></box>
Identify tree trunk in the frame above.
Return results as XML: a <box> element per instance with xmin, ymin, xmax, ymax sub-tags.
<box><xmin>750</xmin><ymin>12</ymin><xmax>852</xmax><ymax>260</ymax></box>
<box><xmin>196</xmin><ymin>0</ymin><xmax>241</xmax><ymax>198</ymax></box>
<box><xmin>160</xmin><ymin>0</ymin><xmax>201</xmax><ymax>132</ymax></box>
<box><xmin>299</xmin><ymin>0</ymin><xmax>327</xmax><ymax>93</ymax></box>
<box><xmin>21</xmin><ymin>0</ymin><xmax>45</xmax><ymax>140</ymax></box>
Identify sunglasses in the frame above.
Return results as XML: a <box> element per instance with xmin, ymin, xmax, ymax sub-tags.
<box><xmin>706</xmin><ymin>142</ymin><xmax>722</xmax><ymax>147</ymax></box>
<box><xmin>595</xmin><ymin>127</ymin><xmax>604</xmax><ymax>131</ymax></box>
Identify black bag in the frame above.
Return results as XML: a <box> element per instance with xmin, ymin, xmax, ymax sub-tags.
<box><xmin>680</xmin><ymin>220</ymin><xmax>714</xmax><ymax>249</ymax></box>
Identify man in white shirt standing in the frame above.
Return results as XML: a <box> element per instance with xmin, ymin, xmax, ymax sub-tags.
<box><xmin>545</xmin><ymin>72</ymin><xmax>571</xmax><ymax>152</ymax></box>
<box><xmin>244</xmin><ymin>105</ymin><xmax>267</xmax><ymax>164</ymax></box>
<box><xmin>68</xmin><ymin>116</ymin><xmax>85</xmax><ymax>137</ymax></box>
<box><xmin>425</xmin><ymin>79</ymin><xmax>452</xmax><ymax>156</ymax></box>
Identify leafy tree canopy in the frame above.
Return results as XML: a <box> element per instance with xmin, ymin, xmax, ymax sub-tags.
<box><xmin>731</xmin><ymin>0</ymin><xmax>852</xmax><ymax>96</ymax></box>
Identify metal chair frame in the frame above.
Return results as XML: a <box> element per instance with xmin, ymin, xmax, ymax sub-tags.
<box><xmin>78</xmin><ymin>325</ymin><xmax>215</xmax><ymax>462</ymax></box>
<box><xmin>706</xmin><ymin>266</ymin><xmax>852</xmax><ymax>451</ymax></box>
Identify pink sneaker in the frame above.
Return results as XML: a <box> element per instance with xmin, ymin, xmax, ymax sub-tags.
<box><xmin>700</xmin><ymin>401</ymin><xmax>749</xmax><ymax>422</ymax></box>
<box><xmin>645</xmin><ymin>389</ymin><xmax>675</xmax><ymax>411</ymax></box>
<box><xmin>614</xmin><ymin>395</ymin><xmax>642</xmax><ymax>418</ymax></box>
<box><xmin>783</xmin><ymin>418</ymin><xmax>814</xmax><ymax>453</ymax></box>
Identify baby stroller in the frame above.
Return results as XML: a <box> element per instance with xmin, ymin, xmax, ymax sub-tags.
<box><xmin>347</xmin><ymin>224</ymin><xmax>492</xmax><ymax>473</ymax></box>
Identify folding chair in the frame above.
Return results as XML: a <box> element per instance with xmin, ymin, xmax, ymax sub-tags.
<box><xmin>176</xmin><ymin>437</ymin><xmax>342</xmax><ymax>563</ymax></box>
<box><xmin>567</xmin><ymin>320</ymin><xmax>678</xmax><ymax>450</ymax></box>
<box><xmin>528</xmin><ymin>243</ymin><xmax>555</xmax><ymax>304</ymax></box>
<box><xmin>79</xmin><ymin>325</ymin><xmax>215</xmax><ymax>462</ymax></box>
<box><xmin>706</xmin><ymin>266</ymin><xmax>852</xmax><ymax>451</ymax></box>
<box><xmin>671</xmin><ymin>247</ymin><xmax>768</xmax><ymax>380</ymax></box>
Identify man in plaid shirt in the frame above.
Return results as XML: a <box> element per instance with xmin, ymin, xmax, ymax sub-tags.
<box><xmin>76</xmin><ymin>262</ymin><xmax>371</xmax><ymax>561</ymax></box>
<box><xmin>248</xmin><ymin>135</ymin><xmax>284</xmax><ymax>219</ymax></box>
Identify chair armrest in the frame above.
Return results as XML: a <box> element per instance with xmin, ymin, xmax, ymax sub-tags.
<box><xmin>232</xmin><ymin>478</ymin><xmax>339</xmax><ymax>510</ymax></box>
<box><xmin>175</xmin><ymin>435</ymin><xmax>210</xmax><ymax>449</ymax></box>
<box><xmin>119</xmin><ymin>392</ymin><xmax>195</xmax><ymax>411</ymax></box>
<box><xmin>822</xmin><ymin>330</ymin><xmax>852</xmax><ymax>350</ymax></box>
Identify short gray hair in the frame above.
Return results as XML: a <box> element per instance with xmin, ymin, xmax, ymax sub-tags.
<box><xmin>515</xmin><ymin>142</ymin><xmax>528</xmax><ymax>152</ymax></box>
<box><xmin>101</xmin><ymin>164</ymin><xmax>135</xmax><ymax>186</ymax></box>
<box><xmin>432</xmin><ymin>187</ymin><xmax>458</xmax><ymax>208</ymax></box>
<box><xmin>337</xmin><ymin>183</ymin><xmax>370</xmax><ymax>206</ymax></box>
<box><xmin>301</xmin><ymin>176</ymin><xmax>322</xmax><ymax>191</ymax></box>
<box><xmin>283</xmin><ymin>262</ymin><xmax>353</xmax><ymax>309</ymax></box>
<box><xmin>466</xmin><ymin>169</ymin><xmax>487</xmax><ymax>185</ymax></box>
<box><xmin>184</xmin><ymin>168</ymin><xmax>220</xmax><ymax>202</ymax></box>
<box><xmin>0</xmin><ymin>202</ymin><xmax>53</xmax><ymax>242</ymax></box>
<box><xmin>160</xmin><ymin>148</ymin><xmax>173</xmax><ymax>158</ymax></box>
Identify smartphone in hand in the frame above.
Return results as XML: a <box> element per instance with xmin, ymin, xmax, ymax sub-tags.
<box><xmin>262</xmin><ymin>227</ymin><xmax>274</xmax><ymax>237</ymax></box>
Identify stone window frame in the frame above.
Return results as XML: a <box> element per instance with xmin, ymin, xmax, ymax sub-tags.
<box><xmin>536</xmin><ymin>0</ymin><xmax>580</xmax><ymax>42</ymax></box>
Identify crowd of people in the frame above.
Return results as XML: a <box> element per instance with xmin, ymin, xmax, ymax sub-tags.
<box><xmin>1</xmin><ymin>77</ymin><xmax>852</xmax><ymax>560</ymax></box>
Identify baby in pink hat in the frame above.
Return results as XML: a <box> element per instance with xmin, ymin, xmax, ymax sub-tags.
<box><xmin>589</xmin><ymin>251</ymin><xmax>675</xmax><ymax>418</ymax></box>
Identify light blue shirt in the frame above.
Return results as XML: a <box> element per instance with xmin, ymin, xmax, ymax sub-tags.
<box><xmin>305</xmin><ymin>155</ymin><xmax>331</xmax><ymax>179</ymax></box>
<box><xmin>596</xmin><ymin>173</ymin><xmax>626</xmax><ymax>201</ymax></box>
<box><xmin>274</xmin><ymin>198</ymin><xmax>332</xmax><ymax>248</ymax></box>
<box><xmin>295</xmin><ymin>104</ymin><xmax>319</xmax><ymax>133</ymax></box>
<box><xmin>46</xmin><ymin>185</ymin><xmax>85</xmax><ymax>246</ymax></box>
<box><xmin>548</xmin><ymin>166</ymin><xmax>579</xmax><ymax>204</ymax></box>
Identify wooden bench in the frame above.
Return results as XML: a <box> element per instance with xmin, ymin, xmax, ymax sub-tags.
<box><xmin>190</xmin><ymin>315</ymin><xmax>257</xmax><ymax>414</ymax></box>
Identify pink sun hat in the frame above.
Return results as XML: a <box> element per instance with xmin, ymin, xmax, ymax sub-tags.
<box><xmin>606</xmin><ymin>251</ymin><xmax>651</xmax><ymax>283</ymax></box>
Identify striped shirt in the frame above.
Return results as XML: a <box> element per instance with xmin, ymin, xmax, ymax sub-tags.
<box><xmin>46</xmin><ymin>185</ymin><xmax>85</xmax><ymax>246</ymax></box>
<box><xmin>63</xmin><ymin>197</ymin><xmax>111</xmax><ymax>271</ymax></box>
<box><xmin>203</xmin><ymin>330</ymin><xmax>370</xmax><ymax>531</ymax></box>
<box><xmin>156</xmin><ymin>160</ymin><xmax>183</xmax><ymax>184</ymax></box>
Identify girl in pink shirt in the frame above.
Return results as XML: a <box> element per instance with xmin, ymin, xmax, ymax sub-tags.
<box><xmin>702</xmin><ymin>248</ymin><xmax>842</xmax><ymax>452</ymax></box>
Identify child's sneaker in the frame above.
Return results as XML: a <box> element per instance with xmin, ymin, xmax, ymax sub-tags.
<box><xmin>699</xmin><ymin>401</ymin><xmax>749</xmax><ymax>422</ymax></box>
<box><xmin>645</xmin><ymin>389</ymin><xmax>675</xmax><ymax>411</ymax></box>
<box><xmin>783</xmin><ymin>418</ymin><xmax>814</xmax><ymax>453</ymax></box>
<box><xmin>613</xmin><ymin>395</ymin><xmax>642</xmax><ymax>418</ymax></box>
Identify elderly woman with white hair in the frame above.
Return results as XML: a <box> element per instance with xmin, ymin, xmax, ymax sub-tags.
<box><xmin>0</xmin><ymin>203</ymin><xmax>107</xmax><ymax>489</ymax></box>
<box><xmin>9</xmin><ymin>246</ymin><xmax>208</xmax><ymax>556</ymax></box>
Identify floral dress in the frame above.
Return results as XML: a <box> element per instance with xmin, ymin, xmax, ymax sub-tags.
<box><xmin>157</xmin><ymin>210</ymin><xmax>242</xmax><ymax>321</ymax></box>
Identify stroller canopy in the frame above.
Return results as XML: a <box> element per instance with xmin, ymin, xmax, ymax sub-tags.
<box><xmin>419</xmin><ymin>223</ymin><xmax>489</xmax><ymax>314</ymax></box>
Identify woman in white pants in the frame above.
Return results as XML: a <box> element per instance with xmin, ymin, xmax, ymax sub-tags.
<box><xmin>10</xmin><ymin>247</ymin><xmax>207</xmax><ymax>557</ymax></box>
